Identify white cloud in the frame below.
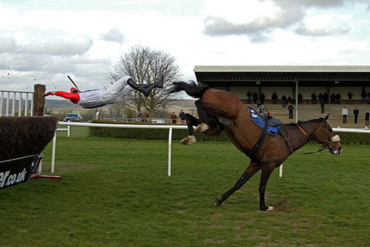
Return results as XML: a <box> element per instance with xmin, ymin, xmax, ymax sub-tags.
<box><xmin>17</xmin><ymin>35</ymin><xmax>93</xmax><ymax>55</ymax></box>
<box><xmin>0</xmin><ymin>37</ymin><xmax>17</xmax><ymax>52</ymax></box>
<box><xmin>201</xmin><ymin>0</ymin><xmax>369</xmax><ymax>42</ymax></box>
<box><xmin>0</xmin><ymin>0</ymin><xmax>370</xmax><ymax>93</ymax></box>
<box><xmin>100</xmin><ymin>28</ymin><xmax>124</xmax><ymax>44</ymax></box>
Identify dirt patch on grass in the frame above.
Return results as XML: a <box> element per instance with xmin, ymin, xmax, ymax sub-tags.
<box><xmin>273</xmin><ymin>198</ymin><xmax>289</xmax><ymax>211</ymax></box>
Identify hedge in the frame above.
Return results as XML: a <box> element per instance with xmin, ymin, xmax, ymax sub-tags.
<box><xmin>88</xmin><ymin>120</ymin><xmax>370</xmax><ymax>145</ymax></box>
<box><xmin>0</xmin><ymin>116</ymin><xmax>58</xmax><ymax>160</ymax></box>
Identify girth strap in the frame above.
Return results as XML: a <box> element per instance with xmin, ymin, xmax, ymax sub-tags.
<box><xmin>247</xmin><ymin>117</ymin><xmax>269</xmax><ymax>157</ymax></box>
<box><xmin>278</xmin><ymin>127</ymin><xmax>294</xmax><ymax>154</ymax></box>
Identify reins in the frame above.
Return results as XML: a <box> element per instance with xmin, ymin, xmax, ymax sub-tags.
<box><xmin>298</xmin><ymin>122</ymin><xmax>330</xmax><ymax>154</ymax></box>
<box><xmin>296</xmin><ymin>123</ymin><xmax>309</xmax><ymax>139</ymax></box>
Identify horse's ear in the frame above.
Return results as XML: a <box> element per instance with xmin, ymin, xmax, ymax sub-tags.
<box><xmin>324</xmin><ymin>114</ymin><xmax>329</xmax><ymax>122</ymax></box>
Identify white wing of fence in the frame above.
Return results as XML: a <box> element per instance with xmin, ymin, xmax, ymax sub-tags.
<box><xmin>0</xmin><ymin>89</ymin><xmax>34</xmax><ymax>116</ymax></box>
<box><xmin>51</xmin><ymin>122</ymin><xmax>370</xmax><ymax>177</ymax></box>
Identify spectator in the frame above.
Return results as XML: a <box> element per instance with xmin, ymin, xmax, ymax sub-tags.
<box><xmin>365</xmin><ymin>112</ymin><xmax>369</xmax><ymax>126</ymax></box>
<box><xmin>320</xmin><ymin>99</ymin><xmax>325</xmax><ymax>113</ymax></box>
<box><xmin>281</xmin><ymin>94</ymin><xmax>287</xmax><ymax>108</ymax></box>
<box><xmin>246</xmin><ymin>91</ymin><xmax>252</xmax><ymax>104</ymax></box>
<box><xmin>170</xmin><ymin>112</ymin><xmax>178</xmax><ymax>124</ymax></box>
<box><xmin>342</xmin><ymin>106</ymin><xmax>348</xmax><ymax>124</ymax></box>
<box><xmin>271</xmin><ymin>92</ymin><xmax>278</xmax><ymax>104</ymax></box>
<box><xmin>368</xmin><ymin>92</ymin><xmax>370</xmax><ymax>104</ymax></box>
<box><xmin>288</xmin><ymin>103</ymin><xmax>294</xmax><ymax>119</ymax></box>
<box><xmin>335</xmin><ymin>93</ymin><xmax>341</xmax><ymax>104</ymax></box>
<box><xmin>311</xmin><ymin>92</ymin><xmax>317</xmax><ymax>104</ymax></box>
<box><xmin>287</xmin><ymin>95</ymin><xmax>292</xmax><ymax>104</ymax></box>
<box><xmin>330</xmin><ymin>93</ymin><xmax>336</xmax><ymax>104</ymax></box>
<box><xmin>353</xmin><ymin>106</ymin><xmax>360</xmax><ymax>124</ymax></box>
<box><xmin>347</xmin><ymin>91</ymin><xmax>353</xmax><ymax>103</ymax></box>
<box><xmin>298</xmin><ymin>93</ymin><xmax>303</xmax><ymax>104</ymax></box>
<box><xmin>137</xmin><ymin>109</ymin><xmax>149</xmax><ymax>122</ymax></box>
<box><xmin>323</xmin><ymin>92</ymin><xmax>329</xmax><ymax>104</ymax></box>
<box><xmin>253</xmin><ymin>92</ymin><xmax>258</xmax><ymax>104</ymax></box>
<box><xmin>361</xmin><ymin>90</ymin><xmax>367</xmax><ymax>105</ymax></box>
<box><xmin>318</xmin><ymin>93</ymin><xmax>323</xmax><ymax>104</ymax></box>
<box><xmin>259</xmin><ymin>92</ymin><xmax>265</xmax><ymax>104</ymax></box>
<box><xmin>179</xmin><ymin>109</ymin><xmax>186</xmax><ymax>124</ymax></box>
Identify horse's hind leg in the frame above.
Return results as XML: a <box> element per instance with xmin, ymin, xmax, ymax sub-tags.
<box><xmin>181</xmin><ymin>113</ymin><xmax>200</xmax><ymax>145</ymax></box>
<box><xmin>259</xmin><ymin>164</ymin><xmax>275</xmax><ymax>211</ymax></box>
<box><xmin>215</xmin><ymin>161</ymin><xmax>260</xmax><ymax>207</ymax></box>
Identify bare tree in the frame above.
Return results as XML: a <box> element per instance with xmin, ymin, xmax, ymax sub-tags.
<box><xmin>108</xmin><ymin>45</ymin><xmax>182</xmax><ymax>113</ymax></box>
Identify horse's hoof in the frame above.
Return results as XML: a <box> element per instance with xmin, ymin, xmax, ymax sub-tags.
<box><xmin>180</xmin><ymin>135</ymin><xmax>196</xmax><ymax>145</ymax></box>
<box><xmin>260</xmin><ymin>206</ymin><xmax>274</xmax><ymax>211</ymax></box>
<box><xmin>195</xmin><ymin>123</ymin><xmax>209</xmax><ymax>133</ymax></box>
<box><xmin>214</xmin><ymin>199</ymin><xmax>222</xmax><ymax>207</ymax></box>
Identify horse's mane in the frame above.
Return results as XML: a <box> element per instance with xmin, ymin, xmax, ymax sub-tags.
<box><xmin>285</xmin><ymin>117</ymin><xmax>325</xmax><ymax>126</ymax></box>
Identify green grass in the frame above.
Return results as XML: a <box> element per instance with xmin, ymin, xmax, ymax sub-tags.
<box><xmin>1</xmin><ymin>128</ymin><xmax>370</xmax><ymax>246</ymax></box>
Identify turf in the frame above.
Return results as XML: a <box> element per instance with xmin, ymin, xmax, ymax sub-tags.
<box><xmin>1</xmin><ymin>127</ymin><xmax>370</xmax><ymax>246</ymax></box>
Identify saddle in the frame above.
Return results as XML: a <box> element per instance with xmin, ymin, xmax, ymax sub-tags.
<box><xmin>248</xmin><ymin>107</ymin><xmax>282</xmax><ymax>136</ymax></box>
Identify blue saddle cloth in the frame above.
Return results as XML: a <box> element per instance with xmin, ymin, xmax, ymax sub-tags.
<box><xmin>248</xmin><ymin>107</ymin><xmax>282</xmax><ymax>136</ymax></box>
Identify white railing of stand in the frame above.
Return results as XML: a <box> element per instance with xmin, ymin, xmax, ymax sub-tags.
<box><xmin>52</xmin><ymin>122</ymin><xmax>370</xmax><ymax>177</ymax></box>
<box><xmin>53</xmin><ymin>122</ymin><xmax>188</xmax><ymax>176</ymax></box>
<box><xmin>0</xmin><ymin>89</ymin><xmax>34</xmax><ymax>116</ymax></box>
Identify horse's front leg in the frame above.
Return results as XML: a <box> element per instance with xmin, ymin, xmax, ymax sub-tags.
<box><xmin>215</xmin><ymin>161</ymin><xmax>260</xmax><ymax>207</ymax></box>
<box><xmin>259</xmin><ymin>164</ymin><xmax>275</xmax><ymax>211</ymax></box>
<box><xmin>180</xmin><ymin>113</ymin><xmax>200</xmax><ymax>145</ymax></box>
<box><xmin>194</xmin><ymin>100</ymin><xmax>223</xmax><ymax>135</ymax></box>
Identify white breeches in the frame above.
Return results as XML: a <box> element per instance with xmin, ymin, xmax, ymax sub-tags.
<box><xmin>101</xmin><ymin>76</ymin><xmax>134</xmax><ymax>104</ymax></box>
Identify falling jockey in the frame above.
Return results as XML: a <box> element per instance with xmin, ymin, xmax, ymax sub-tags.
<box><xmin>43</xmin><ymin>76</ymin><xmax>163</xmax><ymax>109</ymax></box>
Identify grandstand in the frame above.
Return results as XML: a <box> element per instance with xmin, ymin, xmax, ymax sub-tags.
<box><xmin>194</xmin><ymin>65</ymin><xmax>370</xmax><ymax>128</ymax></box>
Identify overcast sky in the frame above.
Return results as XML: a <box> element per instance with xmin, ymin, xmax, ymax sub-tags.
<box><xmin>1</xmin><ymin>0</ymin><xmax>370</xmax><ymax>92</ymax></box>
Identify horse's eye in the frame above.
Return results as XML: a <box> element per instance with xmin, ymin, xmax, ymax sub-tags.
<box><xmin>328</xmin><ymin>128</ymin><xmax>333</xmax><ymax>132</ymax></box>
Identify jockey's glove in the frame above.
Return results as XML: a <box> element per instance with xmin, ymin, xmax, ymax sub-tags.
<box><xmin>43</xmin><ymin>91</ymin><xmax>55</xmax><ymax>96</ymax></box>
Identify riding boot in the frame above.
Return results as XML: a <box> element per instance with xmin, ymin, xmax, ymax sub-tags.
<box><xmin>142</xmin><ymin>75</ymin><xmax>164</xmax><ymax>89</ymax></box>
<box><xmin>127</xmin><ymin>76</ymin><xmax>164</xmax><ymax>97</ymax></box>
<box><xmin>127</xmin><ymin>78</ymin><xmax>151</xmax><ymax>97</ymax></box>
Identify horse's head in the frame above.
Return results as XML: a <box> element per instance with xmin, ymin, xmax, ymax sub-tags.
<box><xmin>313</xmin><ymin>114</ymin><xmax>342</xmax><ymax>155</ymax></box>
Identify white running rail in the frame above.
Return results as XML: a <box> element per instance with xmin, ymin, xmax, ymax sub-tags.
<box><xmin>51</xmin><ymin>122</ymin><xmax>370</xmax><ymax>177</ymax></box>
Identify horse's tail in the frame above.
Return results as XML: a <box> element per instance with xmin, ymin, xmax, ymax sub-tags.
<box><xmin>169</xmin><ymin>80</ymin><xmax>210</xmax><ymax>98</ymax></box>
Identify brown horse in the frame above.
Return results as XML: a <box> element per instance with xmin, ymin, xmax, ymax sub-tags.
<box><xmin>170</xmin><ymin>81</ymin><xmax>342</xmax><ymax>211</ymax></box>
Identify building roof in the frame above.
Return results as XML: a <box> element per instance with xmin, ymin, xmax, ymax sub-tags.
<box><xmin>194</xmin><ymin>65</ymin><xmax>370</xmax><ymax>87</ymax></box>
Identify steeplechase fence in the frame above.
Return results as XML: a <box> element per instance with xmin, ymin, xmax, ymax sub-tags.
<box><xmin>50</xmin><ymin>122</ymin><xmax>370</xmax><ymax>177</ymax></box>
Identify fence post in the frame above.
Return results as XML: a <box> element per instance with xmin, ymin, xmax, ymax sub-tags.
<box><xmin>51</xmin><ymin>132</ymin><xmax>57</xmax><ymax>173</ymax></box>
<box><xmin>0</xmin><ymin>91</ymin><xmax>3</xmax><ymax>115</ymax></box>
<box><xmin>279</xmin><ymin>164</ymin><xmax>283</xmax><ymax>177</ymax></box>
<box><xmin>168</xmin><ymin>127</ymin><xmax>173</xmax><ymax>176</ymax></box>
<box><xmin>33</xmin><ymin>84</ymin><xmax>46</xmax><ymax>116</ymax></box>
<box><xmin>18</xmin><ymin>92</ymin><xmax>22</xmax><ymax>116</ymax></box>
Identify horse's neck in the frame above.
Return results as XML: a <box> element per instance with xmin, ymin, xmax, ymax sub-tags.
<box><xmin>283</xmin><ymin>123</ymin><xmax>314</xmax><ymax>152</ymax></box>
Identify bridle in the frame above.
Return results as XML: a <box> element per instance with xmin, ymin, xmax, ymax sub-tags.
<box><xmin>296</xmin><ymin>121</ymin><xmax>340</xmax><ymax>154</ymax></box>
<box><xmin>317</xmin><ymin>121</ymin><xmax>341</xmax><ymax>154</ymax></box>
